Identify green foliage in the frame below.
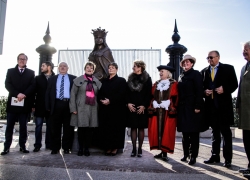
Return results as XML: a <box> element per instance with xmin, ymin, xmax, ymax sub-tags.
<box><xmin>232</xmin><ymin>97</ymin><xmax>239</xmax><ymax>127</ymax></box>
<box><xmin>0</xmin><ymin>96</ymin><xmax>7</xmax><ymax>119</ymax></box>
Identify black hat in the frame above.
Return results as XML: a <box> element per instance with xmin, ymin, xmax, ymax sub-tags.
<box><xmin>157</xmin><ymin>65</ymin><xmax>175</xmax><ymax>72</ymax></box>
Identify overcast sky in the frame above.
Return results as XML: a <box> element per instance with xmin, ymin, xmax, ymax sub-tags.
<box><xmin>0</xmin><ymin>0</ymin><xmax>249</xmax><ymax>96</ymax></box>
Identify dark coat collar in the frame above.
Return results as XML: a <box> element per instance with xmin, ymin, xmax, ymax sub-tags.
<box><xmin>183</xmin><ymin>68</ymin><xmax>194</xmax><ymax>75</ymax></box>
<box><xmin>106</xmin><ymin>74</ymin><xmax>118</xmax><ymax>82</ymax></box>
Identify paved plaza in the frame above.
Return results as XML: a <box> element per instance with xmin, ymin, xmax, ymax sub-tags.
<box><xmin>0</xmin><ymin>126</ymin><xmax>248</xmax><ymax>180</ymax></box>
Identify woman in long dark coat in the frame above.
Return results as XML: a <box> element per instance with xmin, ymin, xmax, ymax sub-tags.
<box><xmin>177</xmin><ymin>54</ymin><xmax>208</xmax><ymax>165</ymax></box>
<box><xmin>98</xmin><ymin>62</ymin><xmax>127</xmax><ymax>156</ymax></box>
<box><xmin>127</xmin><ymin>60</ymin><xmax>152</xmax><ymax>157</ymax></box>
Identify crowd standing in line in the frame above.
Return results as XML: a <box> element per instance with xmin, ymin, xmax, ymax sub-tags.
<box><xmin>1</xmin><ymin>43</ymin><xmax>250</xmax><ymax>177</ymax></box>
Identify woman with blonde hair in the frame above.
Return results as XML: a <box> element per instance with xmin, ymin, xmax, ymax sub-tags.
<box><xmin>126</xmin><ymin>60</ymin><xmax>152</xmax><ymax>157</ymax></box>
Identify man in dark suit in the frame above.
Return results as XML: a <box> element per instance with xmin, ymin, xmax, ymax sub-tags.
<box><xmin>1</xmin><ymin>53</ymin><xmax>35</xmax><ymax>155</ymax></box>
<box><xmin>33</xmin><ymin>61</ymin><xmax>55</xmax><ymax>152</ymax></box>
<box><xmin>201</xmin><ymin>50</ymin><xmax>238</xmax><ymax>168</ymax></box>
<box><xmin>236</xmin><ymin>41</ymin><xmax>250</xmax><ymax>178</ymax></box>
<box><xmin>45</xmin><ymin>62</ymin><xmax>76</xmax><ymax>154</ymax></box>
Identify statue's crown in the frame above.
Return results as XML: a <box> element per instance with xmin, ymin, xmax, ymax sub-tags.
<box><xmin>92</xmin><ymin>27</ymin><xmax>108</xmax><ymax>38</ymax></box>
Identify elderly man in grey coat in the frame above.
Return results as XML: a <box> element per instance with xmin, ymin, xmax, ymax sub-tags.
<box><xmin>69</xmin><ymin>61</ymin><xmax>102</xmax><ymax>156</ymax></box>
<box><xmin>236</xmin><ymin>41</ymin><xmax>250</xmax><ymax>178</ymax></box>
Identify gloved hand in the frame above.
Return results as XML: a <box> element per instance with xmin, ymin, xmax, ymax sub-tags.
<box><xmin>160</xmin><ymin>100</ymin><xmax>170</xmax><ymax>110</ymax></box>
<box><xmin>153</xmin><ymin>100</ymin><xmax>160</xmax><ymax>108</ymax></box>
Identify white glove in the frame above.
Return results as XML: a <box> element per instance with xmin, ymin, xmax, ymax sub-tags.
<box><xmin>153</xmin><ymin>100</ymin><xmax>160</xmax><ymax>108</ymax></box>
<box><xmin>160</xmin><ymin>100</ymin><xmax>170</xmax><ymax>110</ymax></box>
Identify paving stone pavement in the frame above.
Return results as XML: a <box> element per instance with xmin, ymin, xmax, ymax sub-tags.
<box><xmin>0</xmin><ymin>128</ymin><xmax>248</xmax><ymax>180</ymax></box>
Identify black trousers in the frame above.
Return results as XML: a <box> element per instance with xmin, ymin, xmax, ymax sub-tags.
<box><xmin>182</xmin><ymin>132</ymin><xmax>200</xmax><ymax>158</ymax></box>
<box><xmin>49</xmin><ymin>100</ymin><xmax>74</xmax><ymax>151</ymax></box>
<box><xmin>243</xmin><ymin>130</ymin><xmax>250</xmax><ymax>168</ymax></box>
<box><xmin>209</xmin><ymin>104</ymin><xmax>232</xmax><ymax>161</ymax></box>
<box><xmin>211</xmin><ymin>125</ymin><xmax>232</xmax><ymax>161</ymax></box>
<box><xmin>4</xmin><ymin>112</ymin><xmax>29</xmax><ymax>149</ymax></box>
<box><xmin>77</xmin><ymin>127</ymin><xmax>93</xmax><ymax>150</ymax></box>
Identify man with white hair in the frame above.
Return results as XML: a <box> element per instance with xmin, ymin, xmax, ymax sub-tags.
<box><xmin>236</xmin><ymin>41</ymin><xmax>250</xmax><ymax>178</ymax></box>
<box><xmin>45</xmin><ymin>62</ymin><xmax>76</xmax><ymax>154</ymax></box>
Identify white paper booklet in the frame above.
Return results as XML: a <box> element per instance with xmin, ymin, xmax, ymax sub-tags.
<box><xmin>11</xmin><ymin>97</ymin><xmax>24</xmax><ymax>106</ymax></box>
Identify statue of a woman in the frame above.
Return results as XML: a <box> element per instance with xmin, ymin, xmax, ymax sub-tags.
<box><xmin>88</xmin><ymin>27</ymin><xmax>115</xmax><ymax>81</ymax></box>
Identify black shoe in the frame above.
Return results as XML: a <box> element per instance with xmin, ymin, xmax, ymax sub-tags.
<box><xmin>1</xmin><ymin>149</ymin><xmax>9</xmax><ymax>155</ymax></box>
<box><xmin>154</xmin><ymin>152</ymin><xmax>163</xmax><ymax>159</ymax></box>
<box><xmin>131</xmin><ymin>149</ymin><xmax>136</xmax><ymax>157</ymax></box>
<box><xmin>223</xmin><ymin>160</ymin><xmax>231</xmax><ymax>168</ymax></box>
<box><xmin>105</xmin><ymin>152</ymin><xmax>111</xmax><ymax>156</ymax></box>
<box><xmin>20</xmin><ymin>147</ymin><xmax>29</xmax><ymax>153</ymax></box>
<box><xmin>51</xmin><ymin>150</ymin><xmax>59</xmax><ymax>154</ymax></box>
<box><xmin>45</xmin><ymin>146</ymin><xmax>51</xmax><ymax>150</ymax></box>
<box><xmin>162</xmin><ymin>157</ymin><xmax>169</xmax><ymax>161</ymax></box>
<box><xmin>161</xmin><ymin>152</ymin><xmax>168</xmax><ymax>161</ymax></box>
<box><xmin>137</xmin><ymin>148</ymin><xmax>142</xmax><ymax>158</ymax></box>
<box><xmin>243</xmin><ymin>174</ymin><xmax>250</xmax><ymax>179</ymax></box>
<box><xmin>111</xmin><ymin>152</ymin><xmax>117</xmax><ymax>156</ymax></box>
<box><xmin>181</xmin><ymin>155</ymin><xmax>189</xmax><ymax>161</ymax></box>
<box><xmin>111</xmin><ymin>149</ymin><xmax>118</xmax><ymax>156</ymax></box>
<box><xmin>77</xmin><ymin>150</ymin><xmax>83</xmax><ymax>156</ymax></box>
<box><xmin>238</xmin><ymin>168</ymin><xmax>250</xmax><ymax>174</ymax></box>
<box><xmin>188</xmin><ymin>157</ymin><xmax>196</xmax><ymax>165</ymax></box>
<box><xmin>33</xmin><ymin>147</ymin><xmax>40</xmax><ymax>152</ymax></box>
<box><xmin>64</xmin><ymin>150</ymin><xmax>70</xmax><ymax>154</ymax></box>
<box><xmin>84</xmin><ymin>149</ymin><xmax>90</xmax><ymax>156</ymax></box>
<box><xmin>204</xmin><ymin>155</ymin><xmax>220</xmax><ymax>164</ymax></box>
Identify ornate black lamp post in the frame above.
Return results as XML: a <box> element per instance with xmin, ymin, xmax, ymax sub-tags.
<box><xmin>166</xmin><ymin>19</ymin><xmax>187</xmax><ymax>80</ymax></box>
<box><xmin>36</xmin><ymin>22</ymin><xmax>57</xmax><ymax>74</ymax></box>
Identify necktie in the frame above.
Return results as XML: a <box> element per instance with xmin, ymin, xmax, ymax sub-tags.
<box><xmin>245</xmin><ymin>62</ymin><xmax>250</xmax><ymax>72</ymax></box>
<box><xmin>211</xmin><ymin>67</ymin><xmax>215</xmax><ymax>82</ymax></box>
<box><xmin>20</xmin><ymin>69</ymin><xmax>23</xmax><ymax>74</ymax></box>
<box><xmin>211</xmin><ymin>67</ymin><xmax>215</xmax><ymax>99</ymax></box>
<box><xmin>59</xmin><ymin>76</ymin><xmax>64</xmax><ymax>100</ymax></box>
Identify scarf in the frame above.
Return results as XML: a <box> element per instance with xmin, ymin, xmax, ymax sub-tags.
<box><xmin>127</xmin><ymin>71</ymin><xmax>149</xmax><ymax>92</ymax></box>
<box><xmin>157</xmin><ymin>79</ymin><xmax>170</xmax><ymax>92</ymax></box>
<box><xmin>84</xmin><ymin>74</ymin><xmax>95</xmax><ymax>105</ymax></box>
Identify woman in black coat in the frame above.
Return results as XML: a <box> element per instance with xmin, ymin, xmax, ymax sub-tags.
<box><xmin>126</xmin><ymin>60</ymin><xmax>152</xmax><ymax>157</ymax></box>
<box><xmin>177</xmin><ymin>54</ymin><xmax>207</xmax><ymax>165</ymax></box>
<box><xmin>98</xmin><ymin>62</ymin><xmax>127</xmax><ymax>156</ymax></box>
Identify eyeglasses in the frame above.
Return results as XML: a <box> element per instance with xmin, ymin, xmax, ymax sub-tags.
<box><xmin>206</xmin><ymin>56</ymin><xmax>218</xmax><ymax>60</ymax></box>
<box><xmin>18</xmin><ymin>58</ymin><xmax>27</xmax><ymax>61</ymax></box>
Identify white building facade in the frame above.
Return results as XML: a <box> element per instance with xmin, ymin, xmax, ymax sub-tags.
<box><xmin>0</xmin><ymin>0</ymin><xmax>7</xmax><ymax>55</ymax></box>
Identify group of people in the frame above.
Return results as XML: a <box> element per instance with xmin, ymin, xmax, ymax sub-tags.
<box><xmin>1</xmin><ymin>41</ymin><xmax>250</xmax><ymax>178</ymax></box>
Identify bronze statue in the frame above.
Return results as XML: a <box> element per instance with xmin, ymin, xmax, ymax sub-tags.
<box><xmin>88</xmin><ymin>27</ymin><xmax>115</xmax><ymax>80</ymax></box>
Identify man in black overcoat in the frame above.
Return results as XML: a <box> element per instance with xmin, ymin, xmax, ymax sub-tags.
<box><xmin>201</xmin><ymin>50</ymin><xmax>238</xmax><ymax>168</ymax></box>
<box><xmin>33</xmin><ymin>61</ymin><xmax>55</xmax><ymax>152</ymax></box>
<box><xmin>1</xmin><ymin>53</ymin><xmax>35</xmax><ymax>155</ymax></box>
<box><xmin>45</xmin><ymin>62</ymin><xmax>76</xmax><ymax>154</ymax></box>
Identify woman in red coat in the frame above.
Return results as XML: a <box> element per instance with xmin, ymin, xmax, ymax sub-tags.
<box><xmin>148</xmin><ymin>65</ymin><xmax>178</xmax><ymax>161</ymax></box>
